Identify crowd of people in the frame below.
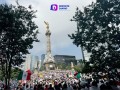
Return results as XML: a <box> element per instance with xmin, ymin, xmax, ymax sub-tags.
<box><xmin>16</xmin><ymin>79</ymin><xmax>120</xmax><ymax>90</ymax></box>
<box><xmin>0</xmin><ymin>70</ymin><xmax>120</xmax><ymax>90</ymax></box>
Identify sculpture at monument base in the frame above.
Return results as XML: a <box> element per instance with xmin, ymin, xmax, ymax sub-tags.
<box><xmin>43</xmin><ymin>21</ymin><xmax>56</xmax><ymax>71</ymax></box>
<box><xmin>44</xmin><ymin>62</ymin><xmax>56</xmax><ymax>71</ymax></box>
<box><xmin>44</xmin><ymin>53</ymin><xmax>56</xmax><ymax>71</ymax></box>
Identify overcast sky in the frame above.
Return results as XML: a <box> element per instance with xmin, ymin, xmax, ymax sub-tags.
<box><xmin>0</xmin><ymin>0</ymin><xmax>96</xmax><ymax>60</ymax></box>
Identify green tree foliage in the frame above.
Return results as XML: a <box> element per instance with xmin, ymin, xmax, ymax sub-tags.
<box><xmin>11</xmin><ymin>67</ymin><xmax>21</xmax><ymax>79</ymax></box>
<box><xmin>81</xmin><ymin>62</ymin><xmax>92</xmax><ymax>73</ymax></box>
<box><xmin>0</xmin><ymin>69</ymin><xmax>3</xmax><ymax>80</ymax></box>
<box><xmin>74</xmin><ymin>61</ymin><xmax>87</xmax><ymax>73</ymax></box>
<box><xmin>0</xmin><ymin>67</ymin><xmax>21</xmax><ymax>80</ymax></box>
<box><xmin>55</xmin><ymin>63</ymin><xmax>71</xmax><ymax>70</ymax></box>
<box><xmin>69</xmin><ymin>0</ymin><xmax>120</xmax><ymax>73</ymax></box>
<box><xmin>0</xmin><ymin>4</ymin><xmax>39</xmax><ymax>87</ymax></box>
<box><xmin>74</xmin><ymin>65</ymin><xmax>81</xmax><ymax>73</ymax></box>
<box><xmin>65</xmin><ymin>65</ymin><xmax>71</xmax><ymax>70</ymax></box>
<box><xmin>56</xmin><ymin>63</ymin><xmax>66</xmax><ymax>70</ymax></box>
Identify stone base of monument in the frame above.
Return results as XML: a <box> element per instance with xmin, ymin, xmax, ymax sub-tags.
<box><xmin>44</xmin><ymin>53</ymin><xmax>56</xmax><ymax>71</ymax></box>
<box><xmin>44</xmin><ymin>61</ymin><xmax>56</xmax><ymax>71</ymax></box>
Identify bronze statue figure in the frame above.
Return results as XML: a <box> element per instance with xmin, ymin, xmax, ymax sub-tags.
<box><xmin>44</xmin><ymin>21</ymin><xmax>49</xmax><ymax>30</ymax></box>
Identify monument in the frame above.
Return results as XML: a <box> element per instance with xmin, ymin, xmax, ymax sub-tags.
<box><xmin>43</xmin><ymin>21</ymin><xmax>56</xmax><ymax>71</ymax></box>
<box><xmin>71</xmin><ymin>62</ymin><xmax>74</xmax><ymax>70</ymax></box>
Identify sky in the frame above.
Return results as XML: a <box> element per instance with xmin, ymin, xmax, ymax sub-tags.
<box><xmin>0</xmin><ymin>0</ymin><xmax>96</xmax><ymax>60</ymax></box>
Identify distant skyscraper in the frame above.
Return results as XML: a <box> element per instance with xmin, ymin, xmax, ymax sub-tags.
<box><xmin>21</xmin><ymin>54</ymin><xmax>32</xmax><ymax>71</ymax></box>
<box><xmin>20</xmin><ymin>54</ymin><xmax>40</xmax><ymax>71</ymax></box>
<box><xmin>41</xmin><ymin>54</ymin><xmax>45</xmax><ymax>65</ymax></box>
<box><xmin>31</xmin><ymin>56</ymin><xmax>39</xmax><ymax>70</ymax></box>
<box><xmin>34</xmin><ymin>56</ymin><xmax>39</xmax><ymax>69</ymax></box>
<box><xmin>38</xmin><ymin>60</ymin><xmax>41</xmax><ymax>70</ymax></box>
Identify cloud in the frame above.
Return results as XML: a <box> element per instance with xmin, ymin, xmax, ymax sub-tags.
<box><xmin>2</xmin><ymin>0</ymin><xmax>96</xmax><ymax>59</ymax></box>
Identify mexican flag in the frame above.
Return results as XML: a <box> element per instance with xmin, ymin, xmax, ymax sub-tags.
<box><xmin>18</xmin><ymin>70</ymin><xmax>31</xmax><ymax>80</ymax></box>
<box><xmin>76</xmin><ymin>73</ymin><xmax>81</xmax><ymax>79</ymax></box>
<box><xmin>74</xmin><ymin>72</ymin><xmax>81</xmax><ymax>79</ymax></box>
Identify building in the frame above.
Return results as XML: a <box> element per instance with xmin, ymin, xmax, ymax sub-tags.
<box><xmin>20</xmin><ymin>54</ymin><xmax>32</xmax><ymax>71</ymax></box>
<box><xmin>54</xmin><ymin>55</ymin><xmax>77</xmax><ymax>65</ymax></box>
<box><xmin>41</xmin><ymin>54</ymin><xmax>45</xmax><ymax>65</ymax></box>
<box><xmin>30</xmin><ymin>56</ymin><xmax>39</xmax><ymax>71</ymax></box>
<box><xmin>20</xmin><ymin>54</ymin><xmax>40</xmax><ymax>71</ymax></box>
<box><xmin>38</xmin><ymin>60</ymin><xmax>41</xmax><ymax>70</ymax></box>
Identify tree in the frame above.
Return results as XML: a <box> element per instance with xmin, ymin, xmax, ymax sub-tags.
<box><xmin>69</xmin><ymin>0</ymin><xmax>120</xmax><ymax>76</ymax></box>
<box><xmin>0</xmin><ymin>3</ymin><xmax>39</xmax><ymax>88</ymax></box>
<box><xmin>74</xmin><ymin>65</ymin><xmax>81</xmax><ymax>73</ymax></box>
<box><xmin>81</xmin><ymin>61</ymin><xmax>93</xmax><ymax>73</ymax></box>
<box><xmin>73</xmin><ymin>60</ymin><xmax>92</xmax><ymax>73</ymax></box>
<box><xmin>0</xmin><ymin>68</ymin><xmax>4</xmax><ymax>80</ymax></box>
<box><xmin>11</xmin><ymin>67</ymin><xmax>21</xmax><ymax>79</ymax></box>
<box><xmin>0</xmin><ymin>67</ymin><xmax>21</xmax><ymax>80</ymax></box>
<box><xmin>65</xmin><ymin>65</ymin><xmax>71</xmax><ymax>70</ymax></box>
<box><xmin>55</xmin><ymin>63</ymin><xmax>71</xmax><ymax>70</ymax></box>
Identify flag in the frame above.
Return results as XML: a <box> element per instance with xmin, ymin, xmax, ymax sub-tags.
<box><xmin>26</xmin><ymin>69</ymin><xmax>32</xmax><ymax>80</ymax></box>
<box><xmin>18</xmin><ymin>70</ymin><xmax>31</xmax><ymax>80</ymax></box>
<box><xmin>74</xmin><ymin>72</ymin><xmax>81</xmax><ymax>79</ymax></box>
<box><xmin>76</xmin><ymin>73</ymin><xmax>81</xmax><ymax>79</ymax></box>
<box><xmin>74</xmin><ymin>72</ymin><xmax>78</xmax><ymax>76</ymax></box>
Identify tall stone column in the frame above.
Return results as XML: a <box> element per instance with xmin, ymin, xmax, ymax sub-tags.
<box><xmin>46</xmin><ymin>30</ymin><xmax>51</xmax><ymax>55</ymax></box>
<box><xmin>44</xmin><ymin>21</ymin><xmax>55</xmax><ymax>71</ymax></box>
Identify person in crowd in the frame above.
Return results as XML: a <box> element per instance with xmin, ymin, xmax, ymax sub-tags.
<box><xmin>48</xmin><ymin>84</ymin><xmax>54</xmax><ymax>90</ymax></box>
<box><xmin>100</xmin><ymin>83</ymin><xmax>106</xmax><ymax>90</ymax></box>
<box><xmin>105</xmin><ymin>82</ymin><xmax>113</xmax><ymax>90</ymax></box>
<box><xmin>58</xmin><ymin>83</ymin><xmax>62</xmax><ymax>90</ymax></box>
<box><xmin>34</xmin><ymin>84</ymin><xmax>38</xmax><ymax>90</ymax></box>
<box><xmin>67</xmin><ymin>83</ymin><xmax>73</xmax><ymax>90</ymax></box>
<box><xmin>109</xmin><ymin>80</ymin><xmax>120</xmax><ymax>90</ymax></box>
<box><xmin>18</xmin><ymin>85</ymin><xmax>23</xmax><ymax>90</ymax></box>
<box><xmin>26</xmin><ymin>84</ymin><xmax>30</xmax><ymax>90</ymax></box>
<box><xmin>81</xmin><ymin>85</ymin><xmax>89</xmax><ymax>90</ymax></box>
<box><xmin>89</xmin><ymin>80</ymin><xmax>99</xmax><ymax>90</ymax></box>
<box><xmin>54</xmin><ymin>82</ymin><xmax>60</xmax><ymax>90</ymax></box>
<box><xmin>44</xmin><ymin>85</ymin><xmax>49</xmax><ymax>90</ymax></box>
<box><xmin>37</xmin><ymin>84</ymin><xmax>44</xmax><ymax>90</ymax></box>
<box><xmin>22</xmin><ymin>83</ymin><xmax>26</xmax><ymax>90</ymax></box>
<box><xmin>62</xmin><ymin>82</ymin><xmax>67</xmax><ymax>90</ymax></box>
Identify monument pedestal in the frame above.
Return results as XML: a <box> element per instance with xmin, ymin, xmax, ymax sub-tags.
<box><xmin>44</xmin><ymin>61</ymin><xmax>55</xmax><ymax>71</ymax></box>
<box><xmin>44</xmin><ymin>53</ymin><xmax>56</xmax><ymax>71</ymax></box>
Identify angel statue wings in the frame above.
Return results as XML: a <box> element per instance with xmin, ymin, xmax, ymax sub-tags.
<box><xmin>44</xmin><ymin>21</ymin><xmax>49</xmax><ymax>30</ymax></box>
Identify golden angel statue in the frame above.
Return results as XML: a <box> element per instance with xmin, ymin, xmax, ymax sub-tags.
<box><xmin>44</xmin><ymin>21</ymin><xmax>49</xmax><ymax>30</ymax></box>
